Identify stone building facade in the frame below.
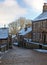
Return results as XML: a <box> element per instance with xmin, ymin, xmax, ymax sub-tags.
<box><xmin>32</xmin><ymin>3</ymin><xmax>47</xmax><ymax>44</ymax></box>
<box><xmin>17</xmin><ymin>27</ymin><xmax>32</xmax><ymax>47</ymax></box>
<box><xmin>0</xmin><ymin>28</ymin><xmax>12</xmax><ymax>52</ymax></box>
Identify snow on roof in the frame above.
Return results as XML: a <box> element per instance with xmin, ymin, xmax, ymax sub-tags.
<box><xmin>0</xmin><ymin>28</ymin><xmax>9</xmax><ymax>39</ymax></box>
<box><xmin>33</xmin><ymin>12</ymin><xmax>47</xmax><ymax>21</ymax></box>
<box><xmin>18</xmin><ymin>27</ymin><xmax>32</xmax><ymax>36</ymax></box>
<box><xmin>43</xmin><ymin>45</ymin><xmax>47</xmax><ymax>47</ymax></box>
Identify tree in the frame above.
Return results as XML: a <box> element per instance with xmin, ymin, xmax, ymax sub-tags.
<box><xmin>8</xmin><ymin>17</ymin><xmax>32</xmax><ymax>34</ymax></box>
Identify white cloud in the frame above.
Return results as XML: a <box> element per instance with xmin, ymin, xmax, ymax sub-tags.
<box><xmin>4</xmin><ymin>0</ymin><xmax>18</xmax><ymax>6</ymax></box>
<box><xmin>0</xmin><ymin>0</ymin><xmax>27</xmax><ymax>27</ymax></box>
<box><xmin>24</xmin><ymin>0</ymin><xmax>46</xmax><ymax>12</ymax></box>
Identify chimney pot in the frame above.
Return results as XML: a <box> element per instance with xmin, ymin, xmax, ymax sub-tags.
<box><xmin>43</xmin><ymin>3</ymin><xmax>47</xmax><ymax>12</ymax></box>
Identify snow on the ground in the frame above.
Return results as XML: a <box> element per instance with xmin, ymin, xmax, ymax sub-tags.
<box><xmin>34</xmin><ymin>49</ymin><xmax>47</xmax><ymax>53</ymax></box>
<box><xmin>43</xmin><ymin>45</ymin><xmax>47</xmax><ymax>47</ymax></box>
<box><xmin>13</xmin><ymin>42</ymin><xmax>18</xmax><ymax>46</ymax></box>
<box><xmin>0</xmin><ymin>50</ymin><xmax>8</xmax><ymax>56</ymax></box>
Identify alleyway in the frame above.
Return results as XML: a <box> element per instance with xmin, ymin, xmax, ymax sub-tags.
<box><xmin>0</xmin><ymin>46</ymin><xmax>47</xmax><ymax>65</ymax></box>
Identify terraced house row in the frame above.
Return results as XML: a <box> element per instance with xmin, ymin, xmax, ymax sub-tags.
<box><xmin>17</xmin><ymin>3</ymin><xmax>47</xmax><ymax>49</ymax></box>
<box><xmin>0</xmin><ymin>3</ymin><xmax>47</xmax><ymax>51</ymax></box>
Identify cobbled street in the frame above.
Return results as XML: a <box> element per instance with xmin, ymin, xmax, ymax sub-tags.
<box><xmin>0</xmin><ymin>46</ymin><xmax>47</xmax><ymax>65</ymax></box>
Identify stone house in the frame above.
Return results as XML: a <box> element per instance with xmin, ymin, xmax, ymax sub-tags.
<box><xmin>32</xmin><ymin>3</ymin><xmax>47</xmax><ymax>44</ymax></box>
<box><xmin>17</xmin><ymin>26</ymin><xmax>32</xmax><ymax>47</ymax></box>
<box><xmin>0</xmin><ymin>28</ymin><xmax>12</xmax><ymax>52</ymax></box>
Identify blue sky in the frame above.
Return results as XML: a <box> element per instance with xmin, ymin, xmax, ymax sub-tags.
<box><xmin>0</xmin><ymin>0</ymin><xmax>47</xmax><ymax>27</ymax></box>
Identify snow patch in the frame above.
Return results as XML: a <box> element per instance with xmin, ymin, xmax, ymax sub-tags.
<box><xmin>34</xmin><ymin>49</ymin><xmax>47</xmax><ymax>53</ymax></box>
<box><xmin>13</xmin><ymin>42</ymin><xmax>18</xmax><ymax>46</ymax></box>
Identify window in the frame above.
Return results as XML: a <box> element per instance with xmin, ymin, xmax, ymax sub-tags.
<box><xmin>33</xmin><ymin>33</ymin><xmax>36</xmax><ymax>39</ymax></box>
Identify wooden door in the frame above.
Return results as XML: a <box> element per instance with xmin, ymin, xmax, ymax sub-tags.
<box><xmin>42</xmin><ymin>32</ymin><xmax>46</xmax><ymax>44</ymax></box>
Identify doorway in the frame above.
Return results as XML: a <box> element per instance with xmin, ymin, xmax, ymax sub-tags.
<box><xmin>42</xmin><ymin>32</ymin><xmax>46</xmax><ymax>44</ymax></box>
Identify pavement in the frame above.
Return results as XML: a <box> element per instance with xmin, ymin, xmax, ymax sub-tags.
<box><xmin>0</xmin><ymin>51</ymin><xmax>8</xmax><ymax>64</ymax></box>
<box><xmin>0</xmin><ymin>46</ymin><xmax>47</xmax><ymax>65</ymax></box>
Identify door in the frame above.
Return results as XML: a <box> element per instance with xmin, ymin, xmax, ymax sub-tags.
<box><xmin>42</xmin><ymin>32</ymin><xmax>46</xmax><ymax>44</ymax></box>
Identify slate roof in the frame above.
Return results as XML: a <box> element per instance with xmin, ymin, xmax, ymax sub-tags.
<box><xmin>0</xmin><ymin>28</ymin><xmax>9</xmax><ymax>39</ymax></box>
<box><xmin>18</xmin><ymin>27</ymin><xmax>32</xmax><ymax>36</ymax></box>
<box><xmin>33</xmin><ymin>12</ymin><xmax>47</xmax><ymax>21</ymax></box>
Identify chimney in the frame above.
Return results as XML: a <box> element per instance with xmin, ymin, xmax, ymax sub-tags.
<box><xmin>25</xmin><ymin>27</ymin><xmax>27</xmax><ymax>31</ymax></box>
<box><xmin>25</xmin><ymin>25</ymin><xmax>27</xmax><ymax>31</ymax></box>
<box><xmin>43</xmin><ymin>3</ymin><xmax>47</xmax><ymax>12</ymax></box>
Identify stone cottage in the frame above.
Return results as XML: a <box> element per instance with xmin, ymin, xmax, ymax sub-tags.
<box><xmin>0</xmin><ymin>28</ymin><xmax>12</xmax><ymax>52</ymax></box>
<box><xmin>32</xmin><ymin>3</ymin><xmax>47</xmax><ymax>44</ymax></box>
<box><xmin>17</xmin><ymin>26</ymin><xmax>32</xmax><ymax>47</ymax></box>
